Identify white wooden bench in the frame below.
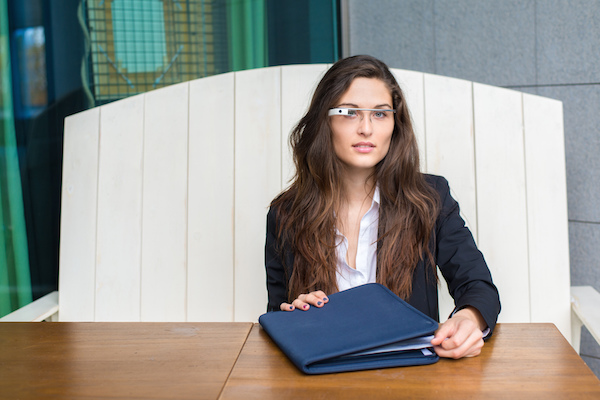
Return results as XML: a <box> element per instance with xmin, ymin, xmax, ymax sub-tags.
<box><xmin>1</xmin><ymin>64</ymin><xmax>596</xmax><ymax>352</ymax></box>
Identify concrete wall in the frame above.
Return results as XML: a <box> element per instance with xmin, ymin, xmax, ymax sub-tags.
<box><xmin>345</xmin><ymin>0</ymin><xmax>600</xmax><ymax>377</ymax></box>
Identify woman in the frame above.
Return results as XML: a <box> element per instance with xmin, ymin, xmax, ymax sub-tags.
<box><xmin>265</xmin><ymin>55</ymin><xmax>500</xmax><ymax>359</ymax></box>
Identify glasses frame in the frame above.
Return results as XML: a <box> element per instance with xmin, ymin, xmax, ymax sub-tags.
<box><xmin>328</xmin><ymin>107</ymin><xmax>396</xmax><ymax>116</ymax></box>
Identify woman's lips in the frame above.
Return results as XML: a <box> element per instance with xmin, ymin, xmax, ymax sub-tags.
<box><xmin>353</xmin><ymin>142</ymin><xmax>375</xmax><ymax>153</ymax></box>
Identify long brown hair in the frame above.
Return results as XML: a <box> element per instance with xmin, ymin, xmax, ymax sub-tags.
<box><xmin>271</xmin><ymin>55</ymin><xmax>439</xmax><ymax>302</ymax></box>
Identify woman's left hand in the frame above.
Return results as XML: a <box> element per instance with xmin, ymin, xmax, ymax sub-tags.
<box><xmin>430</xmin><ymin>306</ymin><xmax>486</xmax><ymax>359</ymax></box>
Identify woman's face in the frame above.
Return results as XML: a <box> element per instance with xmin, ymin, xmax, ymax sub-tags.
<box><xmin>330</xmin><ymin>77</ymin><xmax>394</xmax><ymax>177</ymax></box>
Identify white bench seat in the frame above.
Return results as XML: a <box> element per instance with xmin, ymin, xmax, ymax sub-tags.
<box><xmin>2</xmin><ymin>64</ymin><xmax>596</xmax><ymax>353</ymax></box>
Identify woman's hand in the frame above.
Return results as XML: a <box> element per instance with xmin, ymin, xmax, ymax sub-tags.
<box><xmin>431</xmin><ymin>306</ymin><xmax>486</xmax><ymax>359</ymax></box>
<box><xmin>280</xmin><ymin>290</ymin><xmax>329</xmax><ymax>311</ymax></box>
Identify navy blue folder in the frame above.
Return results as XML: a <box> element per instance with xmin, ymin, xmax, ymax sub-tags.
<box><xmin>258</xmin><ymin>283</ymin><xmax>440</xmax><ymax>374</ymax></box>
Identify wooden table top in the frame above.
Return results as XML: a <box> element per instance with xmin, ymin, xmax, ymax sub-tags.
<box><xmin>0</xmin><ymin>322</ymin><xmax>253</xmax><ymax>400</ymax></box>
<box><xmin>220</xmin><ymin>323</ymin><xmax>600</xmax><ymax>400</ymax></box>
<box><xmin>2</xmin><ymin>322</ymin><xmax>599</xmax><ymax>399</ymax></box>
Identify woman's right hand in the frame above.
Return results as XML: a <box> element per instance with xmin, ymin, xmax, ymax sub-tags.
<box><xmin>280</xmin><ymin>290</ymin><xmax>329</xmax><ymax>311</ymax></box>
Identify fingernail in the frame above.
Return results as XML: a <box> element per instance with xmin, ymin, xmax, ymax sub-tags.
<box><xmin>317</xmin><ymin>301</ymin><xmax>322</xmax><ymax>306</ymax></box>
<box><xmin>289</xmin><ymin>306</ymin><xmax>293</xmax><ymax>310</ymax></box>
<box><xmin>323</xmin><ymin>297</ymin><xmax>328</xmax><ymax>301</ymax></box>
<box><xmin>303</xmin><ymin>305</ymin><xmax>308</xmax><ymax>309</ymax></box>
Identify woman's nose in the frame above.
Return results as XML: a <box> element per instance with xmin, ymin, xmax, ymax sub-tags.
<box><xmin>357</xmin><ymin>114</ymin><xmax>373</xmax><ymax>136</ymax></box>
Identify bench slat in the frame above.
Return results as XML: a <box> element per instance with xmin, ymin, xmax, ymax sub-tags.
<box><xmin>141</xmin><ymin>83</ymin><xmax>189</xmax><ymax>322</ymax></box>
<box><xmin>188</xmin><ymin>73</ymin><xmax>235</xmax><ymax>322</ymax></box>
<box><xmin>95</xmin><ymin>95</ymin><xmax>145</xmax><ymax>321</ymax></box>
<box><xmin>234</xmin><ymin>67</ymin><xmax>282</xmax><ymax>321</ymax></box>
<box><xmin>59</xmin><ymin>108</ymin><xmax>100</xmax><ymax>321</ymax></box>
<box><xmin>523</xmin><ymin>94</ymin><xmax>571</xmax><ymax>340</ymax></box>
<box><xmin>474</xmin><ymin>84</ymin><xmax>530</xmax><ymax>323</ymax></box>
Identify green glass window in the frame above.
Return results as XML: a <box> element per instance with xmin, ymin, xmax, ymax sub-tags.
<box><xmin>3</xmin><ymin>0</ymin><xmax>339</xmax><ymax>317</ymax></box>
<box><xmin>84</xmin><ymin>0</ymin><xmax>339</xmax><ymax>103</ymax></box>
<box><xmin>0</xmin><ymin>0</ymin><xmax>32</xmax><ymax>317</ymax></box>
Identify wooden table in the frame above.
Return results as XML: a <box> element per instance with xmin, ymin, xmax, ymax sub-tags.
<box><xmin>0</xmin><ymin>322</ymin><xmax>252</xmax><ymax>399</ymax></box>
<box><xmin>1</xmin><ymin>323</ymin><xmax>599</xmax><ymax>399</ymax></box>
<box><xmin>221</xmin><ymin>323</ymin><xmax>600</xmax><ymax>399</ymax></box>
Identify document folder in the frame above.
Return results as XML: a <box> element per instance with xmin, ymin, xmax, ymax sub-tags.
<box><xmin>259</xmin><ymin>283</ymin><xmax>440</xmax><ymax>374</ymax></box>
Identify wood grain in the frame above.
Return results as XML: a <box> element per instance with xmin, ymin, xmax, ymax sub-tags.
<box><xmin>0</xmin><ymin>322</ymin><xmax>252</xmax><ymax>399</ymax></box>
<box><xmin>220</xmin><ymin>323</ymin><xmax>600</xmax><ymax>399</ymax></box>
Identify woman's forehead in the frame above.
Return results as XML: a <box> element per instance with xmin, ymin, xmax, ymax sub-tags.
<box><xmin>337</xmin><ymin>78</ymin><xmax>393</xmax><ymax>107</ymax></box>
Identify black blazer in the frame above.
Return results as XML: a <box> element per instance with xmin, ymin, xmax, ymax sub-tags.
<box><xmin>264</xmin><ymin>174</ymin><xmax>501</xmax><ymax>333</ymax></box>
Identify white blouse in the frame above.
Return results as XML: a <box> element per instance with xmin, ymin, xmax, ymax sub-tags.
<box><xmin>335</xmin><ymin>187</ymin><xmax>380</xmax><ymax>291</ymax></box>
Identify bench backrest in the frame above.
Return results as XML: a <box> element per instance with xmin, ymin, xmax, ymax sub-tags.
<box><xmin>60</xmin><ymin>65</ymin><xmax>571</xmax><ymax>340</ymax></box>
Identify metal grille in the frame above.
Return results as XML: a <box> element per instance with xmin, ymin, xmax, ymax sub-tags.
<box><xmin>85</xmin><ymin>0</ymin><xmax>226</xmax><ymax>102</ymax></box>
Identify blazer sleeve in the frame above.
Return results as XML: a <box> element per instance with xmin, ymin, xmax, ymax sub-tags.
<box><xmin>430</xmin><ymin>175</ymin><xmax>501</xmax><ymax>334</ymax></box>
<box><xmin>265</xmin><ymin>207</ymin><xmax>290</xmax><ymax>312</ymax></box>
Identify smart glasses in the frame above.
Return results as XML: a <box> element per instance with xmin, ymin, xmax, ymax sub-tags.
<box><xmin>328</xmin><ymin>107</ymin><xmax>396</xmax><ymax>121</ymax></box>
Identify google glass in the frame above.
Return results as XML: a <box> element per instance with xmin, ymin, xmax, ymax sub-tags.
<box><xmin>328</xmin><ymin>107</ymin><xmax>396</xmax><ymax>116</ymax></box>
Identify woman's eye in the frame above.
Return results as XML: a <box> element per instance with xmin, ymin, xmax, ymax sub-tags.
<box><xmin>347</xmin><ymin>110</ymin><xmax>358</xmax><ymax>117</ymax></box>
<box><xmin>373</xmin><ymin>111</ymin><xmax>386</xmax><ymax>119</ymax></box>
